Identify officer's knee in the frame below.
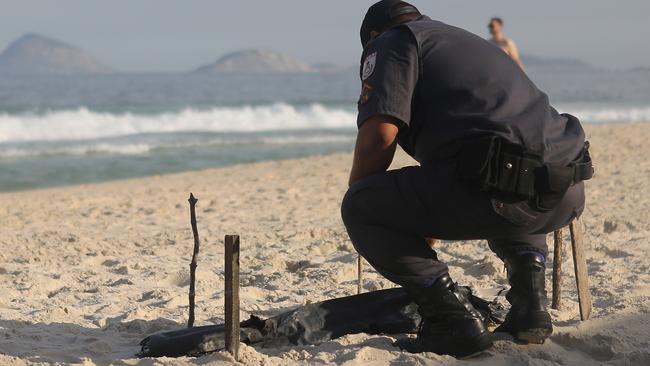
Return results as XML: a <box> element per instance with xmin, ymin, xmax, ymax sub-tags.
<box><xmin>341</xmin><ymin>187</ymin><xmax>364</xmax><ymax>228</ymax></box>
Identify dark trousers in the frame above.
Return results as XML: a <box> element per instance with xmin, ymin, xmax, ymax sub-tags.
<box><xmin>341</xmin><ymin>163</ymin><xmax>585</xmax><ymax>289</ymax></box>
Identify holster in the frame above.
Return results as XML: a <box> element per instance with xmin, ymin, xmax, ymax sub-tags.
<box><xmin>458</xmin><ymin>136</ymin><xmax>542</xmax><ymax>203</ymax></box>
<box><xmin>457</xmin><ymin>136</ymin><xmax>593</xmax><ymax>211</ymax></box>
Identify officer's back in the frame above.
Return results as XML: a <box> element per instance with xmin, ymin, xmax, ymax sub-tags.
<box><xmin>359</xmin><ymin>16</ymin><xmax>585</xmax><ymax>166</ymax></box>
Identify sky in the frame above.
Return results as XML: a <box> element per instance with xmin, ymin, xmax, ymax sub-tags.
<box><xmin>1</xmin><ymin>0</ymin><xmax>648</xmax><ymax>72</ymax></box>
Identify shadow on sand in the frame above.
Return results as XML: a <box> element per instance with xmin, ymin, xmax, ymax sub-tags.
<box><xmin>0</xmin><ymin>317</ymin><xmax>178</xmax><ymax>365</ymax></box>
<box><xmin>1</xmin><ymin>312</ymin><xmax>649</xmax><ymax>365</ymax></box>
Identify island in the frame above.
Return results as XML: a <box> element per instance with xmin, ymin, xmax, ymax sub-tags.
<box><xmin>0</xmin><ymin>33</ymin><xmax>110</xmax><ymax>75</ymax></box>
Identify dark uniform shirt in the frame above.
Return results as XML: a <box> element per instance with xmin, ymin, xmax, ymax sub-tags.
<box><xmin>358</xmin><ymin>16</ymin><xmax>586</xmax><ymax>166</ymax></box>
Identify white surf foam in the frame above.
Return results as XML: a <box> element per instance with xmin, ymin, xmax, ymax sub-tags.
<box><xmin>2</xmin><ymin>103</ymin><xmax>649</xmax><ymax>145</ymax></box>
<box><xmin>0</xmin><ymin>134</ymin><xmax>356</xmax><ymax>159</ymax></box>
<box><xmin>0</xmin><ymin>104</ymin><xmax>356</xmax><ymax>143</ymax></box>
<box><xmin>0</xmin><ymin>143</ymin><xmax>153</xmax><ymax>158</ymax></box>
<box><xmin>560</xmin><ymin>106</ymin><xmax>650</xmax><ymax>124</ymax></box>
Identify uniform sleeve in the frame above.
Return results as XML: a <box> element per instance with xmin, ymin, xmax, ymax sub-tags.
<box><xmin>357</xmin><ymin>28</ymin><xmax>419</xmax><ymax>129</ymax></box>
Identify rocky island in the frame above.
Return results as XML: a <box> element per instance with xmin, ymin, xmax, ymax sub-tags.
<box><xmin>0</xmin><ymin>33</ymin><xmax>110</xmax><ymax>75</ymax></box>
<box><xmin>194</xmin><ymin>49</ymin><xmax>315</xmax><ymax>73</ymax></box>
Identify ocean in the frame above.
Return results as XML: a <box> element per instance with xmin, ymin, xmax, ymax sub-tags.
<box><xmin>1</xmin><ymin>67</ymin><xmax>650</xmax><ymax>191</ymax></box>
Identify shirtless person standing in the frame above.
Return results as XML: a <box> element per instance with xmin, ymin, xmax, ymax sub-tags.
<box><xmin>489</xmin><ymin>17</ymin><xmax>524</xmax><ymax>69</ymax></box>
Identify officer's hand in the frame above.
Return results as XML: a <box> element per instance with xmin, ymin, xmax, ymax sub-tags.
<box><xmin>426</xmin><ymin>238</ymin><xmax>437</xmax><ymax>248</ymax></box>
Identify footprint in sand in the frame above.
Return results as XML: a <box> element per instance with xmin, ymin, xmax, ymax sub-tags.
<box><xmin>137</xmin><ymin>289</ymin><xmax>174</xmax><ymax>302</ymax></box>
<box><xmin>112</xmin><ymin>266</ymin><xmax>129</xmax><ymax>275</ymax></box>
<box><xmin>107</xmin><ymin>278</ymin><xmax>133</xmax><ymax>287</ymax></box>
<box><xmin>285</xmin><ymin>260</ymin><xmax>314</xmax><ymax>272</ymax></box>
<box><xmin>161</xmin><ymin>270</ymin><xmax>191</xmax><ymax>287</ymax></box>
<box><xmin>465</xmin><ymin>256</ymin><xmax>503</xmax><ymax>277</ymax></box>
<box><xmin>551</xmin><ymin>332</ymin><xmax>618</xmax><ymax>362</ymax></box>
<box><xmin>47</xmin><ymin>286</ymin><xmax>71</xmax><ymax>298</ymax></box>
<box><xmin>101</xmin><ymin>259</ymin><xmax>120</xmax><ymax>267</ymax></box>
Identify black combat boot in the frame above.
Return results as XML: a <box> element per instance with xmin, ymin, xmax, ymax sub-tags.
<box><xmin>408</xmin><ymin>274</ymin><xmax>493</xmax><ymax>358</ymax></box>
<box><xmin>495</xmin><ymin>253</ymin><xmax>553</xmax><ymax>344</ymax></box>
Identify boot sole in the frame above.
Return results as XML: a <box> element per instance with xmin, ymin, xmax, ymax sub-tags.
<box><xmin>515</xmin><ymin>328</ymin><xmax>553</xmax><ymax>344</ymax></box>
<box><xmin>397</xmin><ymin>332</ymin><xmax>494</xmax><ymax>358</ymax></box>
<box><xmin>455</xmin><ymin>332</ymin><xmax>494</xmax><ymax>359</ymax></box>
<box><xmin>457</xmin><ymin>349</ymin><xmax>490</xmax><ymax>360</ymax></box>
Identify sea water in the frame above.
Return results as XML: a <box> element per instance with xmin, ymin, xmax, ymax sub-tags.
<box><xmin>1</xmin><ymin>68</ymin><xmax>649</xmax><ymax>191</ymax></box>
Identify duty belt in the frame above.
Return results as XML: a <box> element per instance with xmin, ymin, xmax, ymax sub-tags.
<box><xmin>456</xmin><ymin>136</ymin><xmax>593</xmax><ymax>212</ymax></box>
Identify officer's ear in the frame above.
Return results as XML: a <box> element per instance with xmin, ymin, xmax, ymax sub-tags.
<box><xmin>369</xmin><ymin>30</ymin><xmax>381</xmax><ymax>41</ymax></box>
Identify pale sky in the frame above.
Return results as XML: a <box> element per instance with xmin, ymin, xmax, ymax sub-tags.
<box><xmin>1</xmin><ymin>0</ymin><xmax>648</xmax><ymax>72</ymax></box>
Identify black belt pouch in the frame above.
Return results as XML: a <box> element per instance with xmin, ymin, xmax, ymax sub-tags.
<box><xmin>457</xmin><ymin>135</ymin><xmax>501</xmax><ymax>190</ymax></box>
<box><xmin>457</xmin><ymin>136</ymin><xmax>541</xmax><ymax>202</ymax></box>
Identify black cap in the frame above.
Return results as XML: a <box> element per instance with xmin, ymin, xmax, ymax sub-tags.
<box><xmin>360</xmin><ymin>0</ymin><xmax>420</xmax><ymax>48</ymax></box>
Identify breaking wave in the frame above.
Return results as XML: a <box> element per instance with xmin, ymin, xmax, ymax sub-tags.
<box><xmin>1</xmin><ymin>103</ymin><xmax>649</xmax><ymax>148</ymax></box>
<box><xmin>0</xmin><ymin>134</ymin><xmax>355</xmax><ymax>159</ymax></box>
<box><xmin>563</xmin><ymin>106</ymin><xmax>650</xmax><ymax>124</ymax></box>
<box><xmin>0</xmin><ymin>104</ymin><xmax>356</xmax><ymax>143</ymax></box>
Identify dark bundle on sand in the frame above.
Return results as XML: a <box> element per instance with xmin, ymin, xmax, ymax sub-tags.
<box><xmin>139</xmin><ymin>287</ymin><xmax>505</xmax><ymax>358</ymax></box>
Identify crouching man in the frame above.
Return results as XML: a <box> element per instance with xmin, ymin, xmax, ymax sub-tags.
<box><xmin>341</xmin><ymin>0</ymin><xmax>593</xmax><ymax>358</ymax></box>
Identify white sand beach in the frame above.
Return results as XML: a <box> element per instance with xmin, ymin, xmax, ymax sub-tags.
<box><xmin>1</xmin><ymin>123</ymin><xmax>649</xmax><ymax>365</ymax></box>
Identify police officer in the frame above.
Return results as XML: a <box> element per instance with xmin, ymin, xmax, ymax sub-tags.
<box><xmin>341</xmin><ymin>0</ymin><xmax>592</xmax><ymax>358</ymax></box>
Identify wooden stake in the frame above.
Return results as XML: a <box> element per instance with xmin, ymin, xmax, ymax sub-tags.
<box><xmin>551</xmin><ymin>229</ymin><xmax>564</xmax><ymax>310</ymax></box>
<box><xmin>224</xmin><ymin>235</ymin><xmax>240</xmax><ymax>360</ymax></box>
<box><xmin>357</xmin><ymin>255</ymin><xmax>363</xmax><ymax>295</ymax></box>
<box><xmin>570</xmin><ymin>218</ymin><xmax>592</xmax><ymax>321</ymax></box>
<box><xmin>187</xmin><ymin>193</ymin><xmax>200</xmax><ymax>328</ymax></box>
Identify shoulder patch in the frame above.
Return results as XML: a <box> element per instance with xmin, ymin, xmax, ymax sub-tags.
<box><xmin>362</xmin><ymin>52</ymin><xmax>377</xmax><ymax>81</ymax></box>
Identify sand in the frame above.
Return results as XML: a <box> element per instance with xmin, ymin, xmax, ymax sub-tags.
<box><xmin>0</xmin><ymin>123</ymin><xmax>649</xmax><ymax>365</ymax></box>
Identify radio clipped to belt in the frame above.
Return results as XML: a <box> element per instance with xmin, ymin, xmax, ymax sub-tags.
<box><xmin>457</xmin><ymin>136</ymin><xmax>593</xmax><ymax>211</ymax></box>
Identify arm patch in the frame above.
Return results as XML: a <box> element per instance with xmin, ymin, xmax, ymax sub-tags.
<box><xmin>362</xmin><ymin>52</ymin><xmax>377</xmax><ymax>80</ymax></box>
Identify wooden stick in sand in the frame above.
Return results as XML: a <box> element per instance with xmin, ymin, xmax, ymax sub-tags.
<box><xmin>224</xmin><ymin>235</ymin><xmax>241</xmax><ymax>360</ymax></box>
<box><xmin>187</xmin><ymin>193</ymin><xmax>201</xmax><ymax>328</ymax></box>
<box><xmin>570</xmin><ymin>218</ymin><xmax>592</xmax><ymax>321</ymax></box>
<box><xmin>357</xmin><ymin>255</ymin><xmax>363</xmax><ymax>295</ymax></box>
<box><xmin>551</xmin><ymin>229</ymin><xmax>564</xmax><ymax>310</ymax></box>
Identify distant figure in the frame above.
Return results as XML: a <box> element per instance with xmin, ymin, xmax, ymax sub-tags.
<box><xmin>488</xmin><ymin>17</ymin><xmax>524</xmax><ymax>69</ymax></box>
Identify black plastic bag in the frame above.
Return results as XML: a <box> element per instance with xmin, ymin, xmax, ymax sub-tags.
<box><xmin>138</xmin><ymin>287</ymin><xmax>505</xmax><ymax>358</ymax></box>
